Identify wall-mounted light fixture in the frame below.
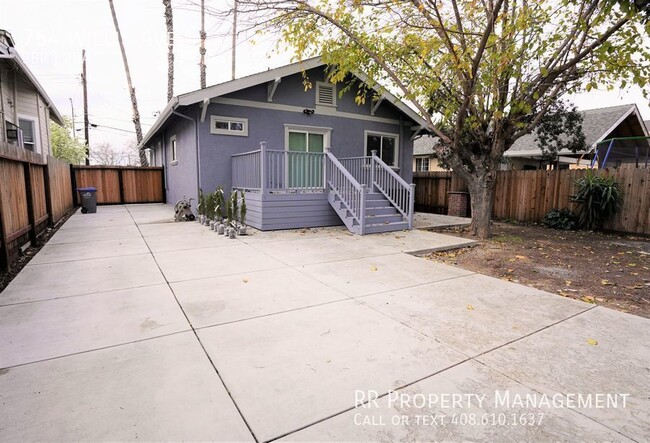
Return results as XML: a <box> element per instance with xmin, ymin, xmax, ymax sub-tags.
<box><xmin>302</xmin><ymin>108</ymin><xmax>315</xmax><ymax>115</ymax></box>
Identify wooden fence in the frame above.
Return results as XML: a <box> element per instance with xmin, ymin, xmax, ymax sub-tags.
<box><xmin>414</xmin><ymin>167</ymin><xmax>650</xmax><ymax>235</ymax></box>
<box><xmin>0</xmin><ymin>142</ymin><xmax>74</xmax><ymax>271</ymax></box>
<box><xmin>72</xmin><ymin>165</ymin><xmax>165</xmax><ymax>205</ymax></box>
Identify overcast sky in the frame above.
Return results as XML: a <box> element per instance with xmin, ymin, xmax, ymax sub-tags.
<box><xmin>0</xmin><ymin>0</ymin><xmax>648</xmax><ymax>152</ymax></box>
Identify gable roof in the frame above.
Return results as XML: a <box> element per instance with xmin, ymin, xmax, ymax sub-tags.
<box><xmin>645</xmin><ymin>120</ymin><xmax>650</xmax><ymax>133</ymax></box>
<box><xmin>139</xmin><ymin>57</ymin><xmax>428</xmax><ymax>149</ymax></box>
<box><xmin>0</xmin><ymin>30</ymin><xmax>64</xmax><ymax>126</ymax></box>
<box><xmin>413</xmin><ymin>135</ymin><xmax>439</xmax><ymax>156</ymax></box>
<box><xmin>504</xmin><ymin>104</ymin><xmax>647</xmax><ymax>158</ymax></box>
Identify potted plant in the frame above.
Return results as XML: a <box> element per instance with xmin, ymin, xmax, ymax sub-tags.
<box><xmin>225</xmin><ymin>196</ymin><xmax>234</xmax><ymax>237</ymax></box>
<box><xmin>206</xmin><ymin>192</ymin><xmax>217</xmax><ymax>229</ymax></box>
<box><xmin>238</xmin><ymin>191</ymin><xmax>247</xmax><ymax>235</ymax></box>
<box><xmin>197</xmin><ymin>188</ymin><xmax>206</xmax><ymax>224</ymax></box>
<box><xmin>214</xmin><ymin>187</ymin><xmax>225</xmax><ymax>234</ymax></box>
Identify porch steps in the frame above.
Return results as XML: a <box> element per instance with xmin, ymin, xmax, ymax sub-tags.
<box><xmin>329</xmin><ymin>191</ymin><xmax>408</xmax><ymax>235</ymax></box>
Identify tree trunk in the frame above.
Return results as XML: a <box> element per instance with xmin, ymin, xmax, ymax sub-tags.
<box><xmin>199</xmin><ymin>0</ymin><xmax>206</xmax><ymax>88</ymax></box>
<box><xmin>466</xmin><ymin>172</ymin><xmax>498</xmax><ymax>239</ymax></box>
<box><xmin>108</xmin><ymin>0</ymin><xmax>148</xmax><ymax>166</ymax></box>
<box><xmin>163</xmin><ymin>0</ymin><xmax>174</xmax><ymax>101</ymax></box>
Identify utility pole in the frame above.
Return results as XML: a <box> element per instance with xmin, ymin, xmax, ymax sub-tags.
<box><xmin>231</xmin><ymin>0</ymin><xmax>237</xmax><ymax>80</ymax></box>
<box><xmin>69</xmin><ymin>97</ymin><xmax>76</xmax><ymax>140</ymax></box>
<box><xmin>81</xmin><ymin>50</ymin><xmax>90</xmax><ymax>165</ymax></box>
<box><xmin>199</xmin><ymin>0</ymin><xmax>206</xmax><ymax>88</ymax></box>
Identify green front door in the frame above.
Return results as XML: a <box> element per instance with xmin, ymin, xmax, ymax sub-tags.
<box><xmin>288</xmin><ymin>131</ymin><xmax>324</xmax><ymax>188</ymax></box>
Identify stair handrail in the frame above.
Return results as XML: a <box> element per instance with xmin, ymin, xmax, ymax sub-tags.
<box><xmin>371</xmin><ymin>151</ymin><xmax>416</xmax><ymax>229</ymax></box>
<box><xmin>325</xmin><ymin>148</ymin><xmax>367</xmax><ymax>233</ymax></box>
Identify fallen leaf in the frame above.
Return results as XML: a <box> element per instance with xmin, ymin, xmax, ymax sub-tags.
<box><xmin>565</xmin><ymin>280</ymin><xmax>572</xmax><ymax>286</ymax></box>
<box><xmin>515</xmin><ymin>255</ymin><xmax>526</xmax><ymax>260</ymax></box>
<box><xmin>600</xmin><ymin>279</ymin><xmax>613</xmax><ymax>286</ymax></box>
<box><xmin>587</xmin><ymin>338</ymin><xmax>598</xmax><ymax>346</ymax></box>
<box><xmin>580</xmin><ymin>295</ymin><xmax>596</xmax><ymax>304</ymax></box>
<box><xmin>370</xmin><ymin>265</ymin><xmax>378</xmax><ymax>271</ymax></box>
<box><xmin>466</xmin><ymin>304</ymin><xmax>474</xmax><ymax>310</ymax></box>
<box><xmin>242</xmin><ymin>278</ymin><xmax>249</xmax><ymax>283</ymax></box>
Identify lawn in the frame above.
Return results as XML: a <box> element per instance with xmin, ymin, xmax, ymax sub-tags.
<box><xmin>427</xmin><ymin>222</ymin><xmax>650</xmax><ymax>318</ymax></box>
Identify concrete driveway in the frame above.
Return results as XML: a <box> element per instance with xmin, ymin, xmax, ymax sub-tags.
<box><xmin>0</xmin><ymin>204</ymin><xmax>648</xmax><ymax>442</ymax></box>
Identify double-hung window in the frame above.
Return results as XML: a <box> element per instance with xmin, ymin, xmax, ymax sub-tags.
<box><xmin>18</xmin><ymin>118</ymin><xmax>36</xmax><ymax>152</ymax></box>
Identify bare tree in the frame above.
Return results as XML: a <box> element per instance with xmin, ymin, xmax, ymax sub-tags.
<box><xmin>108</xmin><ymin>0</ymin><xmax>148</xmax><ymax>166</ymax></box>
<box><xmin>163</xmin><ymin>0</ymin><xmax>175</xmax><ymax>101</ymax></box>
<box><xmin>89</xmin><ymin>142</ymin><xmax>123</xmax><ymax>166</ymax></box>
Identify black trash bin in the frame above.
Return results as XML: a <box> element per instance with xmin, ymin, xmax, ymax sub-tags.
<box><xmin>77</xmin><ymin>187</ymin><xmax>97</xmax><ymax>214</ymax></box>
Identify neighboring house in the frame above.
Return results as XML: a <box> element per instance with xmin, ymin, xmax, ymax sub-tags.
<box><xmin>0</xmin><ymin>30</ymin><xmax>64</xmax><ymax>156</ymax></box>
<box><xmin>503</xmin><ymin>104</ymin><xmax>649</xmax><ymax>170</ymax></box>
<box><xmin>140</xmin><ymin>57</ymin><xmax>427</xmax><ymax>234</ymax></box>
<box><xmin>412</xmin><ymin>135</ymin><xmax>448</xmax><ymax>171</ymax></box>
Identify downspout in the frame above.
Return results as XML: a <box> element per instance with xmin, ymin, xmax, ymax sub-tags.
<box><xmin>171</xmin><ymin>110</ymin><xmax>201</xmax><ymax>200</ymax></box>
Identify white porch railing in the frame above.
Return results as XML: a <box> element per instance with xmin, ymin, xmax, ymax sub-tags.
<box><xmin>325</xmin><ymin>149</ymin><xmax>366</xmax><ymax>233</ymax></box>
<box><xmin>232</xmin><ymin>142</ymin><xmax>325</xmax><ymax>193</ymax></box>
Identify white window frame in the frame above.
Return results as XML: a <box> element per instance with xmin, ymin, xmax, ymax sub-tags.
<box><xmin>315</xmin><ymin>81</ymin><xmax>336</xmax><ymax>108</ymax></box>
<box><xmin>210</xmin><ymin>115</ymin><xmax>248</xmax><ymax>136</ymax></box>
<box><xmin>416</xmin><ymin>157</ymin><xmax>430</xmax><ymax>172</ymax></box>
<box><xmin>170</xmin><ymin>135</ymin><xmax>177</xmax><ymax>165</ymax></box>
<box><xmin>18</xmin><ymin>115</ymin><xmax>39</xmax><ymax>154</ymax></box>
<box><xmin>284</xmin><ymin>124</ymin><xmax>332</xmax><ymax>152</ymax></box>
<box><xmin>364</xmin><ymin>130</ymin><xmax>400</xmax><ymax>168</ymax></box>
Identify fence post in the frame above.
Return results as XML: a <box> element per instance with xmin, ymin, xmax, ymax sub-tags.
<box><xmin>260</xmin><ymin>141</ymin><xmax>267</xmax><ymax>195</ymax></box>
<box><xmin>408</xmin><ymin>183</ymin><xmax>416</xmax><ymax>229</ymax></box>
<box><xmin>0</xmin><ymin>192</ymin><xmax>9</xmax><ymax>273</ymax></box>
<box><xmin>118</xmin><ymin>168</ymin><xmax>125</xmax><ymax>204</ymax></box>
<box><xmin>360</xmin><ymin>184</ymin><xmax>367</xmax><ymax>235</ymax></box>
<box><xmin>43</xmin><ymin>161</ymin><xmax>54</xmax><ymax>227</ymax></box>
<box><xmin>70</xmin><ymin>164</ymin><xmax>78</xmax><ymax>206</ymax></box>
<box><xmin>23</xmin><ymin>163</ymin><xmax>37</xmax><ymax>246</ymax></box>
<box><xmin>370</xmin><ymin>150</ymin><xmax>377</xmax><ymax>192</ymax></box>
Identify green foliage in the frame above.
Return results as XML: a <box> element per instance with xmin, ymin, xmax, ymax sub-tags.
<box><xmin>572</xmin><ymin>172</ymin><xmax>622</xmax><ymax>230</ymax></box>
<box><xmin>239</xmin><ymin>191</ymin><xmax>247</xmax><ymax>226</ymax></box>
<box><xmin>542</xmin><ymin>208</ymin><xmax>578</xmax><ymax>230</ymax></box>
<box><xmin>50</xmin><ymin>117</ymin><xmax>86</xmax><ymax>164</ymax></box>
<box><xmin>215</xmin><ymin>187</ymin><xmax>225</xmax><ymax>220</ymax></box>
<box><xmin>197</xmin><ymin>188</ymin><xmax>206</xmax><ymax>216</ymax></box>
<box><xmin>225</xmin><ymin>195</ymin><xmax>233</xmax><ymax>225</ymax></box>
<box><xmin>534</xmin><ymin>101</ymin><xmax>586</xmax><ymax>161</ymax></box>
<box><xmin>231</xmin><ymin>191</ymin><xmax>239</xmax><ymax>225</ymax></box>
<box><xmin>205</xmin><ymin>192</ymin><xmax>217</xmax><ymax>219</ymax></box>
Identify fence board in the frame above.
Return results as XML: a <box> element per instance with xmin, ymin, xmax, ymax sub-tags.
<box><xmin>72</xmin><ymin>166</ymin><xmax>165</xmax><ymax>205</ymax></box>
<box><xmin>415</xmin><ymin>167</ymin><xmax>650</xmax><ymax>235</ymax></box>
<box><xmin>0</xmin><ymin>159</ymin><xmax>29</xmax><ymax>239</ymax></box>
<box><xmin>47</xmin><ymin>156</ymin><xmax>74</xmax><ymax>224</ymax></box>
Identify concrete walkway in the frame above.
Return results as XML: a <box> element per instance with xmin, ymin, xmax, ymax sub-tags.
<box><xmin>0</xmin><ymin>204</ymin><xmax>648</xmax><ymax>442</ymax></box>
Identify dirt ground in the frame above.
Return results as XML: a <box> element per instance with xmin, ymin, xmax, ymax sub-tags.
<box><xmin>0</xmin><ymin>209</ymin><xmax>75</xmax><ymax>293</ymax></box>
<box><xmin>427</xmin><ymin>222</ymin><xmax>650</xmax><ymax>319</ymax></box>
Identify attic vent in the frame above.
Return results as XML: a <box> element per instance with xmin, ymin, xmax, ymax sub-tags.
<box><xmin>316</xmin><ymin>82</ymin><xmax>336</xmax><ymax>107</ymax></box>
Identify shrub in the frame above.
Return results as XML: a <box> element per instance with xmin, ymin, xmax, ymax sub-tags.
<box><xmin>239</xmin><ymin>191</ymin><xmax>247</xmax><ymax>226</ymax></box>
<box><xmin>572</xmin><ymin>171</ymin><xmax>621</xmax><ymax>230</ymax></box>
<box><xmin>542</xmin><ymin>208</ymin><xmax>578</xmax><ymax>230</ymax></box>
<box><xmin>197</xmin><ymin>188</ymin><xmax>206</xmax><ymax>216</ymax></box>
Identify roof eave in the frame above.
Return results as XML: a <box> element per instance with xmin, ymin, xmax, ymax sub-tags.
<box><xmin>138</xmin><ymin>97</ymin><xmax>179</xmax><ymax>150</ymax></box>
<box><xmin>7</xmin><ymin>50</ymin><xmax>64</xmax><ymax>126</ymax></box>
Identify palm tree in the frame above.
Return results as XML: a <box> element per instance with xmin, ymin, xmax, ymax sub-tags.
<box><xmin>163</xmin><ymin>0</ymin><xmax>174</xmax><ymax>101</ymax></box>
<box><xmin>199</xmin><ymin>0</ymin><xmax>206</xmax><ymax>88</ymax></box>
<box><xmin>108</xmin><ymin>0</ymin><xmax>148</xmax><ymax>166</ymax></box>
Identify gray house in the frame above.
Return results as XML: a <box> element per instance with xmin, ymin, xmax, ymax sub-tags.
<box><xmin>1</xmin><ymin>30</ymin><xmax>64</xmax><ymax>155</ymax></box>
<box><xmin>503</xmin><ymin>104</ymin><xmax>649</xmax><ymax>169</ymax></box>
<box><xmin>141</xmin><ymin>57</ymin><xmax>428</xmax><ymax>234</ymax></box>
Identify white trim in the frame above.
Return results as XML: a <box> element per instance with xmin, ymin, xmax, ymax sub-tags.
<box><xmin>200</xmin><ymin>98</ymin><xmax>210</xmax><ymax>123</ymax></box>
<box><xmin>364</xmin><ymin>130</ymin><xmax>400</xmax><ymax>168</ymax></box>
<box><xmin>315</xmin><ymin>81</ymin><xmax>336</xmax><ymax>107</ymax></box>
<box><xmin>593</xmin><ymin>105</ymin><xmax>636</xmax><ymax>147</ymax></box>
<box><xmin>210</xmin><ymin>115</ymin><xmax>249</xmax><ymax>136</ymax></box>
<box><xmin>267</xmin><ymin>77</ymin><xmax>281</xmax><ymax>102</ymax></box>
<box><xmin>170</xmin><ymin>135</ymin><xmax>177</xmax><ymax>163</ymax></box>
<box><xmin>370</xmin><ymin>97</ymin><xmax>384</xmax><ymax>116</ymax></box>
<box><xmin>17</xmin><ymin>114</ymin><xmax>39</xmax><ymax>154</ymax></box>
<box><xmin>178</xmin><ymin>57</ymin><xmax>324</xmax><ymax>107</ymax></box>
<box><xmin>212</xmin><ymin>97</ymin><xmax>403</xmax><ymax>126</ymax></box>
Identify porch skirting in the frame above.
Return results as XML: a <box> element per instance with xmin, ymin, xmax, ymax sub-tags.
<box><xmin>242</xmin><ymin>190</ymin><xmax>342</xmax><ymax>231</ymax></box>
